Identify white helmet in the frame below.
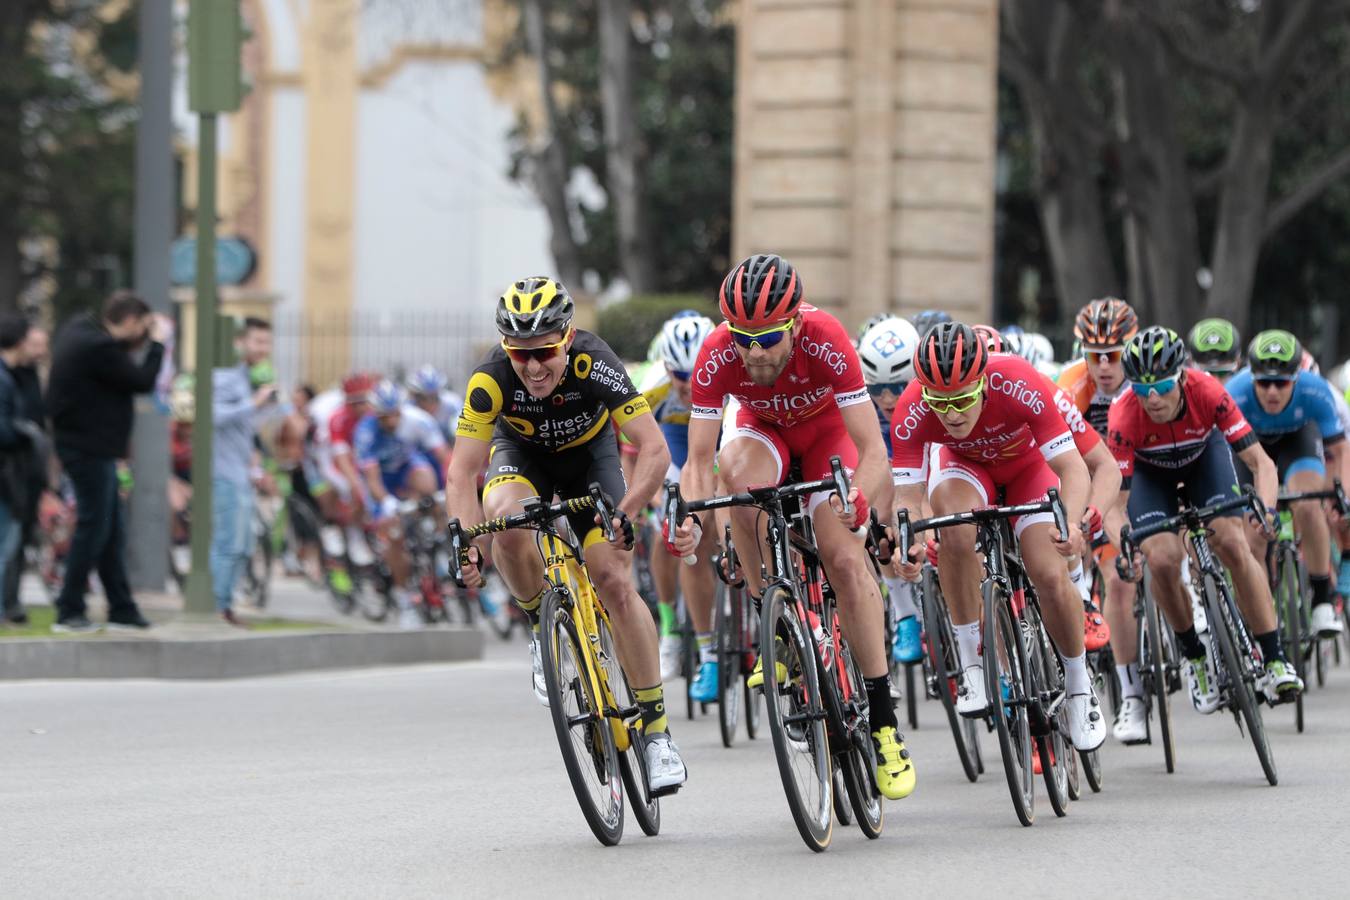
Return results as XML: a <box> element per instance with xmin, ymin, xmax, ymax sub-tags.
<box><xmin>858</xmin><ymin>317</ymin><xmax>920</xmax><ymax>386</ymax></box>
<box><xmin>1003</xmin><ymin>330</ymin><xmax>1056</xmax><ymax>369</ymax></box>
<box><xmin>657</xmin><ymin>314</ymin><xmax>715</xmax><ymax>372</ymax></box>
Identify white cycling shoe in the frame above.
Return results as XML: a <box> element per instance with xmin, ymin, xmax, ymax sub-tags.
<box><xmin>644</xmin><ymin>732</ymin><xmax>688</xmax><ymax>795</ymax></box>
<box><xmin>956</xmin><ymin>664</ymin><xmax>989</xmax><ymax>718</ymax></box>
<box><xmin>529</xmin><ymin>634</ymin><xmax>549</xmax><ymax>707</ymax></box>
<box><xmin>659</xmin><ymin>635</ymin><xmax>682</xmax><ymax>683</ymax></box>
<box><xmin>1065</xmin><ymin>690</ymin><xmax>1106</xmax><ymax>751</ymax></box>
<box><xmin>1311</xmin><ymin>603</ymin><xmax>1344</xmax><ymax>638</ymax></box>
<box><xmin>1186</xmin><ymin>651</ymin><xmax>1221</xmax><ymax>715</ymax></box>
<box><xmin>1112</xmin><ymin>696</ymin><xmax>1149</xmax><ymax>745</ymax></box>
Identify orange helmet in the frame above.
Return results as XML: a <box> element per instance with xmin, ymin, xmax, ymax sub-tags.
<box><xmin>718</xmin><ymin>254</ymin><xmax>803</xmax><ymax>329</ymax></box>
<box><xmin>1074</xmin><ymin>297</ymin><xmax>1138</xmax><ymax>349</ymax></box>
<box><xmin>914</xmin><ymin>322</ymin><xmax>987</xmax><ymax>392</ymax></box>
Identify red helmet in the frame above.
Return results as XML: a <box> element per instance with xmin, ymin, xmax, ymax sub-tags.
<box><xmin>972</xmin><ymin>324</ymin><xmax>1003</xmax><ymax>353</ymax></box>
<box><xmin>914</xmin><ymin>322</ymin><xmax>987</xmax><ymax>392</ymax></box>
<box><xmin>718</xmin><ymin>254</ymin><xmax>803</xmax><ymax>329</ymax></box>
<box><xmin>342</xmin><ymin>372</ymin><xmax>375</xmax><ymax>402</ymax></box>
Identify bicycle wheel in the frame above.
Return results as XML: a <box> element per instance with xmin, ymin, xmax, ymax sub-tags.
<box><xmin>904</xmin><ymin>662</ymin><xmax>919</xmax><ymax>730</ymax></box>
<box><xmin>838</xmin><ymin>642</ymin><xmax>883</xmax><ymax>839</ymax></box>
<box><xmin>1081</xmin><ymin>652</ymin><xmax>1108</xmax><ymax>793</ymax></box>
<box><xmin>244</xmin><ymin>512</ymin><xmax>273</xmax><ymax>608</ymax></box>
<box><xmin>1277</xmin><ymin>547</ymin><xmax>1305</xmax><ymax>733</ymax></box>
<box><xmin>761</xmin><ymin>584</ymin><xmax>832</xmax><ymax>852</ymax></box>
<box><xmin>743</xmin><ymin>591</ymin><xmax>762</xmax><ymax>740</ymax></box>
<box><xmin>480</xmin><ymin>570</ymin><xmax>516</xmax><ymax>640</ymax></box>
<box><xmin>1140</xmin><ymin>583</ymin><xmax>1176</xmax><ymax>773</ymax></box>
<box><xmin>1205</xmin><ymin>573</ymin><xmax>1278</xmax><ymax>786</ymax></box>
<box><xmin>355</xmin><ymin>566</ymin><xmax>392</xmax><ymax>622</ymax></box>
<box><xmin>539</xmin><ymin>590</ymin><xmax>625</xmax><ymax>845</ymax></box>
<box><xmin>597</xmin><ymin>611</ymin><xmax>660</xmax><ymax>837</ymax></box>
<box><xmin>1025</xmin><ymin>605</ymin><xmax>1069</xmax><ymax>819</ymax></box>
<box><xmin>921</xmin><ymin>569</ymin><xmax>980</xmax><ymax>782</ymax></box>
<box><xmin>717</xmin><ymin>586</ymin><xmax>742</xmax><ymax>748</ymax></box>
<box><xmin>984</xmin><ymin>580</ymin><xmax>1035</xmax><ymax>826</ymax></box>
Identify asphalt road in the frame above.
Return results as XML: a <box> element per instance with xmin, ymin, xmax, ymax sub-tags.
<box><xmin>6</xmin><ymin>635</ymin><xmax>1349</xmax><ymax>898</ymax></box>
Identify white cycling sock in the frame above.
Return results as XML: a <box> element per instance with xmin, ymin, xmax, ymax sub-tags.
<box><xmin>954</xmin><ymin>621</ymin><xmax>982</xmax><ymax>670</ymax></box>
<box><xmin>1067</xmin><ymin>560</ymin><xmax>1091</xmax><ymax>603</ymax></box>
<box><xmin>885</xmin><ymin>576</ymin><xmax>918</xmax><ymax>620</ymax></box>
<box><xmin>1062</xmin><ymin>651</ymin><xmax>1090</xmax><ymax>695</ymax></box>
<box><xmin>696</xmin><ymin>632</ymin><xmax>715</xmax><ymax>665</ymax></box>
<box><xmin>1116</xmin><ymin>663</ymin><xmax>1143</xmax><ymax>700</ymax></box>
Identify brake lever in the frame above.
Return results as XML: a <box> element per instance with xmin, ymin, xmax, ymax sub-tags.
<box><xmin>663</xmin><ymin>480</ymin><xmax>697</xmax><ymax>566</ymax></box>
<box><xmin>589</xmin><ymin>482</ymin><xmax>618</xmax><ymax>545</ymax></box>
<box><xmin>1047</xmin><ymin>487</ymin><xmax>1070</xmax><ymax>545</ymax></box>
<box><xmin>829</xmin><ymin>455</ymin><xmax>853</xmax><ymax>520</ymax></box>
<box><xmin>896</xmin><ymin>508</ymin><xmax>913</xmax><ymax>568</ymax></box>
<box><xmin>446</xmin><ymin>517</ymin><xmax>469</xmax><ymax>590</ymax></box>
<box><xmin>1115</xmin><ymin>525</ymin><xmax>1136</xmax><ymax>582</ymax></box>
<box><xmin>1334</xmin><ymin>478</ymin><xmax>1349</xmax><ymax>518</ymax></box>
<box><xmin>868</xmin><ymin>507</ymin><xmax>893</xmax><ymax>566</ymax></box>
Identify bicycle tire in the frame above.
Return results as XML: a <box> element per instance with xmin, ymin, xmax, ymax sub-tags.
<box><xmin>355</xmin><ymin>566</ymin><xmax>392</xmax><ymax>622</ymax></box>
<box><xmin>717</xmin><ymin>586</ymin><xmax>742</xmax><ymax>748</ymax></box>
<box><xmin>1277</xmin><ymin>547</ymin><xmax>1305</xmax><ymax>733</ymax></box>
<box><xmin>920</xmin><ymin>568</ymin><xmax>980</xmax><ymax>782</ymax></box>
<box><xmin>761</xmin><ymin>584</ymin><xmax>832</xmax><ymax>852</ymax></box>
<box><xmin>1081</xmin><ymin>653</ymin><xmax>1108</xmax><ymax>793</ymax></box>
<box><xmin>831</xmin><ymin>767</ymin><xmax>853</xmax><ymax>827</ymax></box>
<box><xmin>1026</xmin><ymin>604</ymin><xmax>1069</xmax><ymax>819</ymax></box>
<box><xmin>481</xmin><ymin>571</ymin><xmax>516</xmax><ymax>640</ymax></box>
<box><xmin>539</xmin><ymin>589</ymin><xmax>625</xmax><ymax>846</ymax></box>
<box><xmin>744</xmin><ymin>670</ymin><xmax>762</xmax><ymax>740</ymax></box>
<box><xmin>1140</xmin><ymin>581</ymin><xmax>1176</xmax><ymax>773</ymax></box>
<box><xmin>1205</xmin><ymin>573</ymin><xmax>1278</xmax><ymax>786</ymax></box>
<box><xmin>244</xmin><ymin>511</ymin><xmax>273</xmax><ymax>608</ymax></box>
<box><xmin>904</xmin><ymin>662</ymin><xmax>919</xmax><ymax>730</ymax></box>
<box><xmin>743</xmin><ymin>591</ymin><xmax>762</xmax><ymax>741</ymax></box>
<box><xmin>838</xmin><ymin>642</ymin><xmax>883</xmax><ymax>839</ymax></box>
<box><xmin>984</xmin><ymin>580</ymin><xmax>1035</xmax><ymax>826</ymax></box>
<box><xmin>597</xmin><ymin>611</ymin><xmax>660</xmax><ymax>837</ymax></box>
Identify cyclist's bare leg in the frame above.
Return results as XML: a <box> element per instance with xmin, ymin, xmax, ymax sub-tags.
<box><xmin>680</xmin><ymin>525</ymin><xmax>718</xmax><ymax>634</ymax></box>
<box><xmin>1210</xmin><ymin>516</ymin><xmax>1277</xmax><ymax>634</ymax></box>
<box><xmin>1141</xmin><ymin>531</ymin><xmax>1194</xmax><ymax>632</ymax></box>
<box><xmin>813</xmin><ymin>501</ymin><xmax>887</xmax><ymax>676</ymax></box>
<box><xmin>407</xmin><ymin>466</ymin><xmax>438</xmax><ymax>500</ymax></box>
<box><xmin>481</xmin><ymin>481</ymin><xmax>547</xmax><ymax>603</ymax></box>
<box><xmin>929</xmin><ymin>479</ymin><xmax>984</xmax><ymax>625</ymax></box>
<box><xmin>1103</xmin><ymin>564</ymin><xmax>1138</xmax><ymax>663</ymax></box>
<box><xmin>1019</xmin><ymin>521</ymin><xmax>1086</xmax><ymax>656</ymax></box>
<box><xmin>588</xmin><ymin>540</ymin><xmax>660</xmax><ymax>686</ymax></box>
<box><xmin>715</xmin><ymin>437</ymin><xmax>776</xmax><ymax>597</ymax></box>
<box><xmin>649</xmin><ymin>536</ymin><xmax>678</xmax><ymax>618</ymax></box>
<box><xmin>1289</xmin><ymin>469</ymin><xmax>1333</xmax><ymax>579</ymax></box>
<box><xmin>379</xmin><ymin>518</ymin><xmax>411</xmax><ymax>586</ymax></box>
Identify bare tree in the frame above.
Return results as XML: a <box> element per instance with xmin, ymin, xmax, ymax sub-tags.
<box><xmin>597</xmin><ymin>0</ymin><xmax>654</xmax><ymax>293</ymax></box>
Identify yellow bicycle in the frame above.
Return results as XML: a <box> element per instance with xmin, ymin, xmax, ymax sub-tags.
<box><xmin>448</xmin><ymin>485</ymin><xmax>661</xmax><ymax>846</ymax></box>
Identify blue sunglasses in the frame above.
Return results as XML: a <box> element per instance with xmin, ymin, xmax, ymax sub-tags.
<box><xmin>1131</xmin><ymin>376</ymin><xmax>1178</xmax><ymax>398</ymax></box>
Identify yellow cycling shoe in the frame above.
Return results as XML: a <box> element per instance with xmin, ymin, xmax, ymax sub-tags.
<box><xmin>872</xmin><ymin>726</ymin><xmax>916</xmax><ymax>800</ymax></box>
<box><xmin>746</xmin><ymin>654</ymin><xmax>789</xmax><ymax>690</ymax></box>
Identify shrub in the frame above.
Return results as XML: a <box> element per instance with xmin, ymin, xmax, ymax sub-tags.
<box><xmin>594</xmin><ymin>293</ymin><xmax>717</xmax><ymax>361</ymax></box>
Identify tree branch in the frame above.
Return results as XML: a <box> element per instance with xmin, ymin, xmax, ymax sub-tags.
<box><xmin>1134</xmin><ymin>3</ymin><xmax>1247</xmax><ymax>88</ymax></box>
<box><xmin>1257</xmin><ymin>0</ymin><xmax>1321</xmax><ymax>85</ymax></box>
<box><xmin>1263</xmin><ymin>144</ymin><xmax>1350</xmax><ymax>238</ymax></box>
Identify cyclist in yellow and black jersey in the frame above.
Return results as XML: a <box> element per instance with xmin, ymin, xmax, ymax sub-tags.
<box><xmin>448</xmin><ymin>276</ymin><xmax>688</xmax><ymax>795</ymax></box>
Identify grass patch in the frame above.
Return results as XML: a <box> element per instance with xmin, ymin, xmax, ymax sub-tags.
<box><xmin>238</xmin><ymin>617</ymin><xmax>335</xmax><ymax>632</ymax></box>
<box><xmin>0</xmin><ymin>606</ymin><xmax>335</xmax><ymax>638</ymax></box>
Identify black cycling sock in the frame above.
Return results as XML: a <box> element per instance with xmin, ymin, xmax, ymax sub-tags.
<box><xmin>1256</xmin><ymin>629</ymin><xmax>1284</xmax><ymax>664</ymax></box>
<box><xmin>634</xmin><ymin>685</ymin><xmax>669</xmax><ymax>736</ymax></box>
<box><xmin>515</xmin><ymin>587</ymin><xmax>546</xmax><ymax>628</ymax></box>
<box><xmin>1310</xmin><ymin>574</ymin><xmax>1331</xmax><ymax>609</ymax></box>
<box><xmin>1175</xmin><ymin>625</ymin><xmax>1205</xmax><ymax>660</ymax></box>
<box><xmin>865</xmin><ymin>676</ymin><xmax>898</xmax><ymax>732</ymax></box>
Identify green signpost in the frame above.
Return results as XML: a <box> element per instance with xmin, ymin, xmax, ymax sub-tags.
<box><xmin>185</xmin><ymin>1</ymin><xmax>247</xmax><ymax>615</ymax></box>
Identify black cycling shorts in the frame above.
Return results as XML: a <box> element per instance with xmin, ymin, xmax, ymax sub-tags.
<box><xmin>482</xmin><ymin>426</ymin><xmax>628</xmax><ymax>546</ymax></box>
<box><xmin>1127</xmin><ymin>429</ymin><xmax>1243</xmax><ymax>530</ymax></box>
<box><xmin>1233</xmin><ymin>420</ymin><xmax>1326</xmax><ymax>484</ymax></box>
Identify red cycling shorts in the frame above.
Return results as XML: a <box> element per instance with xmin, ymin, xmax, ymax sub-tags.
<box><xmin>728</xmin><ymin>403</ymin><xmax>858</xmax><ymax>514</ymax></box>
<box><xmin>926</xmin><ymin>445</ymin><xmax>1058</xmax><ymax>537</ymax></box>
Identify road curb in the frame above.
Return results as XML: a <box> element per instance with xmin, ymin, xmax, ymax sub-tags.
<box><xmin>0</xmin><ymin>628</ymin><xmax>485</xmax><ymax>680</ymax></box>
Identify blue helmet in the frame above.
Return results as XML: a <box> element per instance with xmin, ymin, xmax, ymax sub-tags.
<box><xmin>372</xmin><ymin>380</ymin><xmax>404</xmax><ymax>414</ymax></box>
<box><xmin>910</xmin><ymin>309</ymin><xmax>953</xmax><ymax>339</ymax></box>
<box><xmin>405</xmin><ymin>364</ymin><xmax>447</xmax><ymax>396</ymax></box>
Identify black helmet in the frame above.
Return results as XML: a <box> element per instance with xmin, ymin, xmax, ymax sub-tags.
<box><xmin>910</xmin><ymin>309</ymin><xmax>953</xmax><ymax>340</ymax></box>
<box><xmin>1123</xmin><ymin>326</ymin><xmax>1188</xmax><ymax>384</ymax></box>
<box><xmin>496</xmin><ymin>276</ymin><xmax>575</xmax><ymax>339</ymax></box>
<box><xmin>1246</xmin><ymin>329</ymin><xmax>1302</xmax><ymax>380</ymax></box>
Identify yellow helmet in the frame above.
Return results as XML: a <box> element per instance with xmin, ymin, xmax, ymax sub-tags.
<box><xmin>496</xmin><ymin>276</ymin><xmax>574</xmax><ymax>339</ymax></box>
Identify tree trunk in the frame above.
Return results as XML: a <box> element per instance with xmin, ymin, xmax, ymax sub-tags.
<box><xmin>1108</xmin><ymin>17</ymin><xmax>1202</xmax><ymax>330</ymax></box>
<box><xmin>1205</xmin><ymin>102</ymin><xmax>1276</xmax><ymax>335</ymax></box>
<box><xmin>521</xmin><ymin>0</ymin><xmax>583</xmax><ymax>289</ymax></box>
<box><xmin>597</xmin><ymin>0</ymin><xmax>654</xmax><ymax>294</ymax></box>
<box><xmin>0</xmin><ymin>1</ymin><xmax>45</xmax><ymax>314</ymax></box>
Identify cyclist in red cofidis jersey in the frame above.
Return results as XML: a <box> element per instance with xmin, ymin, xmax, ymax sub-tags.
<box><xmin>887</xmin><ymin>322</ymin><xmax>1107</xmax><ymax>752</ymax></box>
<box><xmin>668</xmin><ymin>253</ymin><xmax>916</xmax><ymax>801</ymax></box>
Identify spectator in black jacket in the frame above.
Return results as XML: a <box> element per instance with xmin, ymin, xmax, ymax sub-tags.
<box><xmin>46</xmin><ymin>292</ymin><xmax>165</xmax><ymax>632</ymax></box>
<box><xmin>2</xmin><ymin>324</ymin><xmax>48</xmax><ymax>624</ymax></box>
<box><xmin>0</xmin><ymin>314</ymin><xmax>38</xmax><ymax>625</ymax></box>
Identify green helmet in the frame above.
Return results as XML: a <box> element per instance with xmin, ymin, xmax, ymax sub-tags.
<box><xmin>1247</xmin><ymin>329</ymin><xmax>1302</xmax><ymax>380</ymax></box>
<box><xmin>249</xmin><ymin>359</ymin><xmax>276</xmax><ymax>388</ymax></box>
<box><xmin>1187</xmin><ymin>318</ymin><xmax>1241</xmax><ymax>373</ymax></box>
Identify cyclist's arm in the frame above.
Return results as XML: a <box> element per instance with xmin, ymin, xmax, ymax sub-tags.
<box><xmin>1104</xmin><ymin>488</ymin><xmax>1130</xmax><ymax>551</ymax></box>
<box><xmin>617</xmin><ymin>411</ymin><xmax>670</xmax><ymax>520</ymax></box>
<box><xmin>1046</xmin><ymin>447</ymin><xmax>1089</xmax><ymax>543</ymax></box>
<box><xmin>1081</xmin><ymin>440</ymin><xmax>1122</xmax><ymax>520</ymax></box>
<box><xmin>839</xmin><ymin>398</ymin><xmax>893</xmax><ymax>515</ymax></box>
<box><xmin>446</xmin><ymin>434</ymin><xmax>490</xmax><ymax>529</ymax></box>
<box><xmin>681</xmin><ymin>416</ymin><xmax>720</xmax><ymax>506</ymax></box>
<box><xmin>362</xmin><ymin>462</ymin><xmax>388</xmax><ymax>505</ymax></box>
<box><xmin>1327</xmin><ymin>438</ymin><xmax>1349</xmax><ymax>488</ymax></box>
<box><xmin>1235</xmin><ymin>440</ymin><xmax>1277</xmax><ymax>511</ymax></box>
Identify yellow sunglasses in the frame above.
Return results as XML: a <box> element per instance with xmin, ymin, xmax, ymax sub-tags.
<box><xmin>922</xmin><ymin>377</ymin><xmax>985</xmax><ymax>414</ymax></box>
<box><xmin>727</xmin><ymin>318</ymin><xmax>794</xmax><ymax>350</ymax></box>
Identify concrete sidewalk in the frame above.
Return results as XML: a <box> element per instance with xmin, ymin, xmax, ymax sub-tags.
<box><xmin>0</xmin><ymin>574</ymin><xmax>486</xmax><ymax>680</ymax></box>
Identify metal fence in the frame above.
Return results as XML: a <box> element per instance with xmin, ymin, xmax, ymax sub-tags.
<box><xmin>270</xmin><ymin>309</ymin><xmax>496</xmax><ymax>391</ymax></box>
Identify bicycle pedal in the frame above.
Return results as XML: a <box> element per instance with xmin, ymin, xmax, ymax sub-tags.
<box><xmin>649</xmin><ymin>784</ymin><xmax>681</xmax><ymax>799</ymax></box>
